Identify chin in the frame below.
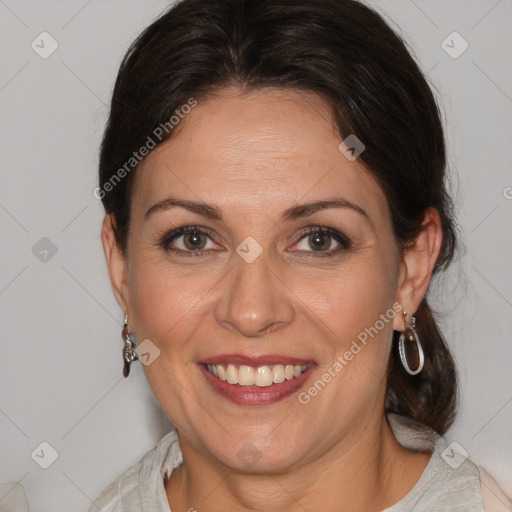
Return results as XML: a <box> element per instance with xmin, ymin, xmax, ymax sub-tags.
<box><xmin>205</xmin><ymin>434</ymin><xmax>309</xmax><ymax>475</ymax></box>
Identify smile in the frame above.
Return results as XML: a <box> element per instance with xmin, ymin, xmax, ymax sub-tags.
<box><xmin>205</xmin><ymin>363</ymin><xmax>309</xmax><ymax>387</ymax></box>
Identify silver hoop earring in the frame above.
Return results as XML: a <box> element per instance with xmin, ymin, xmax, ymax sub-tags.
<box><xmin>398</xmin><ymin>310</ymin><xmax>424</xmax><ymax>376</ymax></box>
<box><xmin>122</xmin><ymin>316</ymin><xmax>138</xmax><ymax>378</ymax></box>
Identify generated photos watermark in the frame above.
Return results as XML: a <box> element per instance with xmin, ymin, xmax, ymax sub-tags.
<box><xmin>298</xmin><ymin>302</ymin><xmax>402</xmax><ymax>404</ymax></box>
<box><xmin>93</xmin><ymin>98</ymin><xmax>198</xmax><ymax>200</ymax></box>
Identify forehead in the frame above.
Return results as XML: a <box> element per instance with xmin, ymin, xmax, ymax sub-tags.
<box><xmin>133</xmin><ymin>88</ymin><xmax>389</xmax><ymax>223</ymax></box>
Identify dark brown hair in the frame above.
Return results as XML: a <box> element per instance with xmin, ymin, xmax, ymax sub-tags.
<box><xmin>99</xmin><ymin>0</ymin><xmax>458</xmax><ymax>433</ymax></box>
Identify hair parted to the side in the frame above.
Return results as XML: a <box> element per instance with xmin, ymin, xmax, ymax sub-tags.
<box><xmin>99</xmin><ymin>0</ymin><xmax>459</xmax><ymax>434</ymax></box>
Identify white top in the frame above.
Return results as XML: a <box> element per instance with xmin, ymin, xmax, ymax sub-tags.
<box><xmin>82</xmin><ymin>413</ymin><xmax>510</xmax><ymax>512</ymax></box>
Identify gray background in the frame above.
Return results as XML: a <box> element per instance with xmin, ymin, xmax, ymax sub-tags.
<box><xmin>0</xmin><ymin>0</ymin><xmax>511</xmax><ymax>510</ymax></box>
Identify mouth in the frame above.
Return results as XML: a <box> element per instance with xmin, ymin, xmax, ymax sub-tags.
<box><xmin>204</xmin><ymin>363</ymin><xmax>308</xmax><ymax>387</ymax></box>
<box><xmin>198</xmin><ymin>354</ymin><xmax>315</xmax><ymax>406</ymax></box>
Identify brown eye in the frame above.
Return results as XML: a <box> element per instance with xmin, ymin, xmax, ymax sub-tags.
<box><xmin>182</xmin><ymin>231</ymin><xmax>208</xmax><ymax>250</ymax></box>
<box><xmin>292</xmin><ymin>226</ymin><xmax>351</xmax><ymax>255</ymax></box>
<box><xmin>159</xmin><ymin>226</ymin><xmax>218</xmax><ymax>256</ymax></box>
<box><xmin>307</xmin><ymin>231</ymin><xmax>332</xmax><ymax>251</ymax></box>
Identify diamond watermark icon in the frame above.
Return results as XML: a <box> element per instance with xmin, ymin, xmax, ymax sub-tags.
<box><xmin>441</xmin><ymin>441</ymin><xmax>469</xmax><ymax>469</ymax></box>
<box><xmin>134</xmin><ymin>339</ymin><xmax>161</xmax><ymax>366</ymax></box>
<box><xmin>31</xmin><ymin>441</ymin><xmax>59</xmax><ymax>469</ymax></box>
<box><xmin>441</xmin><ymin>32</ymin><xmax>468</xmax><ymax>59</ymax></box>
<box><xmin>31</xmin><ymin>32</ymin><xmax>59</xmax><ymax>59</ymax></box>
<box><xmin>237</xmin><ymin>442</ymin><xmax>263</xmax><ymax>468</ymax></box>
<box><xmin>236</xmin><ymin>237</ymin><xmax>263</xmax><ymax>264</ymax></box>
<box><xmin>338</xmin><ymin>134</ymin><xmax>365</xmax><ymax>161</ymax></box>
<box><xmin>32</xmin><ymin>237</ymin><xmax>58</xmax><ymax>263</ymax></box>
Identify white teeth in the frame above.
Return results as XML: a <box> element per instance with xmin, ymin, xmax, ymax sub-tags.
<box><xmin>255</xmin><ymin>366</ymin><xmax>273</xmax><ymax>387</ymax></box>
<box><xmin>272</xmin><ymin>364</ymin><xmax>285</xmax><ymax>383</ymax></box>
<box><xmin>226</xmin><ymin>364</ymin><xmax>239</xmax><ymax>384</ymax></box>
<box><xmin>238</xmin><ymin>365</ymin><xmax>255</xmax><ymax>386</ymax></box>
<box><xmin>206</xmin><ymin>363</ymin><xmax>308</xmax><ymax>387</ymax></box>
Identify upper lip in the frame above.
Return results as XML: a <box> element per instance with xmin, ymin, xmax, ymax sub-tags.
<box><xmin>199</xmin><ymin>354</ymin><xmax>314</xmax><ymax>366</ymax></box>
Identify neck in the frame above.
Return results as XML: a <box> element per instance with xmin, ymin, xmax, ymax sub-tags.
<box><xmin>165</xmin><ymin>412</ymin><xmax>431</xmax><ymax>512</ymax></box>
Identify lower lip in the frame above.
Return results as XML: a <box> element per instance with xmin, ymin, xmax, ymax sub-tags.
<box><xmin>199</xmin><ymin>364</ymin><xmax>314</xmax><ymax>406</ymax></box>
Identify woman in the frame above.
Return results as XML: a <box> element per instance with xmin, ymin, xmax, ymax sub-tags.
<box><xmin>92</xmin><ymin>0</ymin><xmax>511</xmax><ymax>510</ymax></box>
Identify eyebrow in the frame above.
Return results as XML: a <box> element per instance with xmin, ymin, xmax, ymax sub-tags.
<box><xmin>145</xmin><ymin>197</ymin><xmax>372</xmax><ymax>227</ymax></box>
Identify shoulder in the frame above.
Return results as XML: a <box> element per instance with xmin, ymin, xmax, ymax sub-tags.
<box><xmin>386</xmin><ymin>413</ymin><xmax>511</xmax><ymax>511</ymax></box>
<box><xmin>86</xmin><ymin>459</ymin><xmax>143</xmax><ymax>512</ymax></box>
<box><xmin>0</xmin><ymin>482</ymin><xmax>30</xmax><ymax>512</ymax></box>
<box><xmin>86</xmin><ymin>429</ymin><xmax>182</xmax><ymax>512</ymax></box>
<box><xmin>477</xmin><ymin>466</ymin><xmax>512</xmax><ymax>512</ymax></box>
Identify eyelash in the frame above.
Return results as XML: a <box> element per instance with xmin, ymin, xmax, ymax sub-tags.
<box><xmin>157</xmin><ymin>225</ymin><xmax>351</xmax><ymax>258</ymax></box>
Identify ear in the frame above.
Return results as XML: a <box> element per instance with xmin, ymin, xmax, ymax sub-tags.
<box><xmin>393</xmin><ymin>207</ymin><xmax>443</xmax><ymax>331</ymax></box>
<box><xmin>101</xmin><ymin>214</ymin><xmax>130</xmax><ymax>315</ymax></box>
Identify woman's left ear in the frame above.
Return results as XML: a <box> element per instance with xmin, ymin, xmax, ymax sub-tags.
<box><xmin>101</xmin><ymin>214</ymin><xmax>130</xmax><ymax>314</ymax></box>
<box><xmin>393</xmin><ymin>207</ymin><xmax>443</xmax><ymax>331</ymax></box>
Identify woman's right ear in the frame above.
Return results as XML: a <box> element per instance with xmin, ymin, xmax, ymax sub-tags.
<box><xmin>101</xmin><ymin>214</ymin><xmax>130</xmax><ymax>313</ymax></box>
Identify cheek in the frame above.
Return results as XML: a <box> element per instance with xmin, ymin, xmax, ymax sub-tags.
<box><xmin>128</xmin><ymin>250</ymin><xmax>208</xmax><ymax>339</ymax></box>
<box><xmin>127</xmin><ymin>256</ymin><xmax>212</xmax><ymax>427</ymax></box>
<box><xmin>304</xmin><ymin>288</ymin><xmax>395</xmax><ymax>424</ymax></box>
<box><xmin>297</xmin><ymin>256</ymin><xmax>395</xmax><ymax>330</ymax></box>
<box><xmin>298</xmin><ymin>258</ymin><xmax>397</xmax><ymax>387</ymax></box>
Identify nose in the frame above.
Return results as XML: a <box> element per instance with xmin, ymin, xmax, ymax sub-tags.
<box><xmin>213</xmin><ymin>252</ymin><xmax>295</xmax><ymax>338</ymax></box>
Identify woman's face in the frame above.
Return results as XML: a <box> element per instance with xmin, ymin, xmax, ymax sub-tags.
<box><xmin>109</xmin><ymin>88</ymin><xmax>410</xmax><ymax>472</ymax></box>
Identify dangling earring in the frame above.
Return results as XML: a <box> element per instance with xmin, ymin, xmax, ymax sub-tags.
<box><xmin>398</xmin><ymin>310</ymin><xmax>424</xmax><ymax>376</ymax></box>
<box><xmin>122</xmin><ymin>315</ymin><xmax>138</xmax><ymax>378</ymax></box>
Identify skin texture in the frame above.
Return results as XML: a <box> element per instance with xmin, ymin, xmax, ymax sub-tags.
<box><xmin>102</xmin><ymin>88</ymin><xmax>442</xmax><ymax>511</ymax></box>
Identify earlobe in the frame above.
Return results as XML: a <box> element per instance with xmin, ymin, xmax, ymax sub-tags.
<box><xmin>101</xmin><ymin>214</ymin><xmax>129</xmax><ymax>313</ymax></box>
<box><xmin>393</xmin><ymin>207</ymin><xmax>443</xmax><ymax>331</ymax></box>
